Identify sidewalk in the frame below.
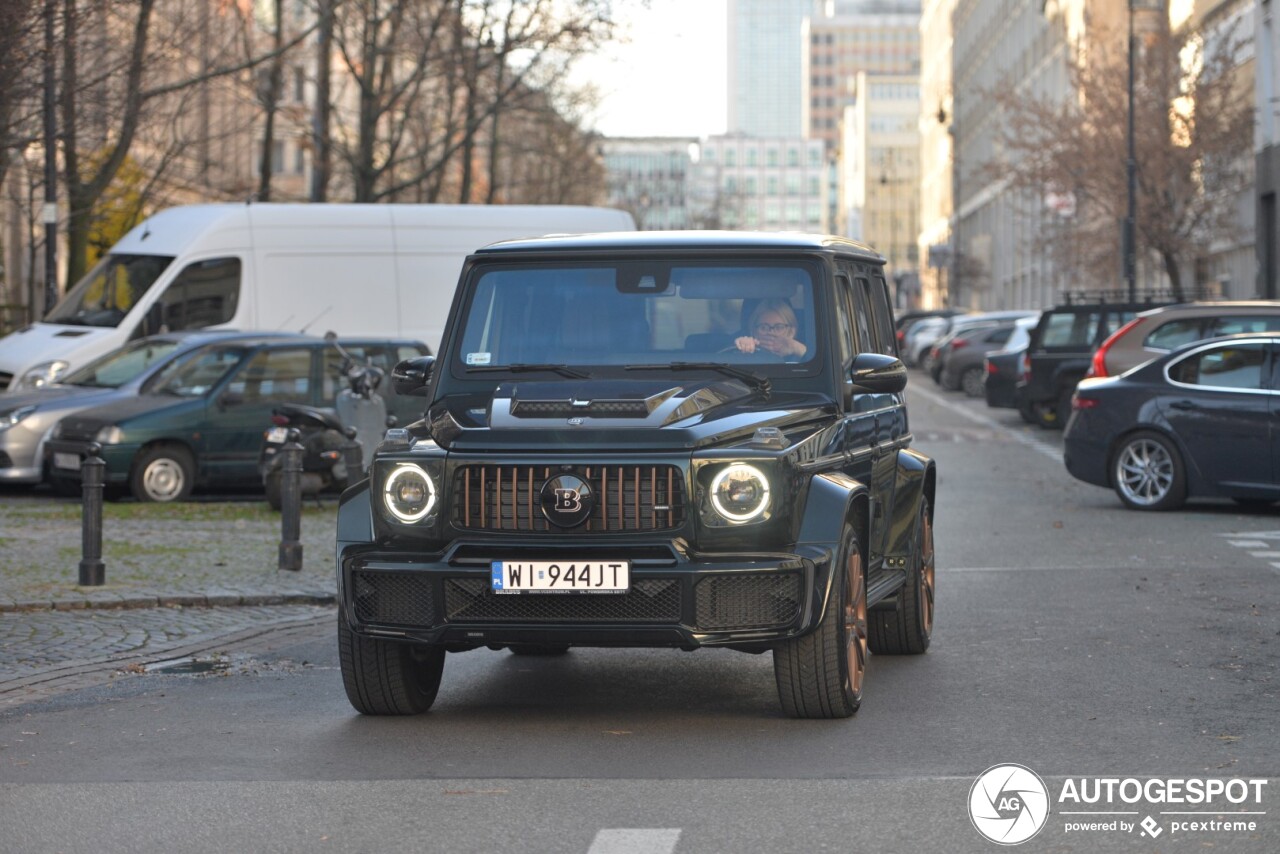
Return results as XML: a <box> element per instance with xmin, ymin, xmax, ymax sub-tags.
<box><xmin>0</xmin><ymin>492</ymin><xmax>337</xmax><ymax>611</ymax></box>
<box><xmin>0</xmin><ymin>492</ymin><xmax>340</xmax><ymax>702</ymax></box>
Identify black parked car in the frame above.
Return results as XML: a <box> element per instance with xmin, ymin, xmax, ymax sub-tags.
<box><xmin>1020</xmin><ymin>295</ymin><xmax>1174</xmax><ymax>428</ymax></box>
<box><xmin>1064</xmin><ymin>333</ymin><xmax>1280</xmax><ymax>510</ymax></box>
<box><xmin>336</xmin><ymin>231</ymin><xmax>938</xmax><ymax>719</ymax></box>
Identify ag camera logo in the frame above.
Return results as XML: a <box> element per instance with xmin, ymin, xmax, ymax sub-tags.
<box><xmin>969</xmin><ymin>764</ymin><xmax>1051</xmax><ymax>845</ymax></box>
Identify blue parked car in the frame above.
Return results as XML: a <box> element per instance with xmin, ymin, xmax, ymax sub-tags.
<box><xmin>1064</xmin><ymin>333</ymin><xmax>1280</xmax><ymax>510</ymax></box>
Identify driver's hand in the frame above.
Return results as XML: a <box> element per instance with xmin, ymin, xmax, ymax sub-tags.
<box><xmin>734</xmin><ymin>336</ymin><xmax>758</xmax><ymax>353</ymax></box>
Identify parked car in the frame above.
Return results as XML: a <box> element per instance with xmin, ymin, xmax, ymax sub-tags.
<box><xmin>909</xmin><ymin>311</ymin><xmax>1036</xmax><ymax>371</ymax></box>
<box><xmin>926</xmin><ymin>322</ymin><xmax>1004</xmax><ymax>385</ymax></box>
<box><xmin>1087</xmin><ymin>300</ymin><xmax>1280</xmax><ymax>378</ymax></box>
<box><xmin>336</xmin><ymin>231</ymin><xmax>938</xmax><ymax>719</ymax></box>
<box><xmin>1019</xmin><ymin>296</ymin><xmax>1174</xmax><ymax>428</ymax></box>
<box><xmin>45</xmin><ymin>335</ymin><xmax>428</xmax><ymax>502</ymax></box>
<box><xmin>1064</xmin><ymin>333</ymin><xmax>1280</xmax><ymax>510</ymax></box>
<box><xmin>938</xmin><ymin>320</ymin><xmax>1030</xmax><ymax>396</ymax></box>
<box><xmin>983</xmin><ymin>316</ymin><xmax>1040</xmax><ymax>414</ymax></box>
<box><xmin>0</xmin><ymin>330</ymin><xmax>300</xmax><ymax>487</ymax></box>
<box><xmin>894</xmin><ymin>308</ymin><xmax>964</xmax><ymax>354</ymax></box>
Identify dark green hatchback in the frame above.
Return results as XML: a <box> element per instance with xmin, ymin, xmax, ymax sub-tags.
<box><xmin>46</xmin><ymin>335</ymin><xmax>428</xmax><ymax>501</ymax></box>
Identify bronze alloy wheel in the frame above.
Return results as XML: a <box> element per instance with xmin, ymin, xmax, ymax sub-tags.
<box><xmin>845</xmin><ymin>548</ymin><xmax>868</xmax><ymax>699</ymax></box>
<box><xmin>918</xmin><ymin>511</ymin><xmax>935</xmax><ymax>635</ymax></box>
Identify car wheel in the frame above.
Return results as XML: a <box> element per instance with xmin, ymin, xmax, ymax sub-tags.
<box><xmin>338</xmin><ymin>611</ymin><xmax>445</xmax><ymax>715</ymax></box>
<box><xmin>1111</xmin><ymin>431</ymin><xmax>1186</xmax><ymax>511</ymax></box>
<box><xmin>960</xmin><ymin>367</ymin><xmax>985</xmax><ymax>398</ymax></box>
<box><xmin>773</xmin><ymin>523</ymin><xmax>866</xmax><ymax>718</ymax></box>
<box><xmin>868</xmin><ymin>497</ymin><xmax>934</xmax><ymax>655</ymax></box>
<box><xmin>1032</xmin><ymin>400</ymin><xmax>1059</xmax><ymax>429</ymax></box>
<box><xmin>129</xmin><ymin>445</ymin><xmax>194</xmax><ymax>503</ymax></box>
<box><xmin>508</xmin><ymin>644</ymin><xmax>570</xmax><ymax>656</ymax></box>
<box><xmin>1017</xmin><ymin>399</ymin><xmax>1036</xmax><ymax>424</ymax></box>
<box><xmin>920</xmin><ymin>351</ymin><xmax>937</xmax><ymax>375</ymax></box>
<box><xmin>1055</xmin><ymin>387</ymin><xmax>1075</xmax><ymax>430</ymax></box>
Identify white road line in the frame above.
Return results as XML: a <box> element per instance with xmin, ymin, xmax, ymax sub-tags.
<box><xmin>1228</xmin><ymin>540</ymin><xmax>1270</xmax><ymax>548</ymax></box>
<box><xmin>1250</xmin><ymin>551</ymin><xmax>1280</xmax><ymax>558</ymax></box>
<box><xmin>907</xmin><ymin>382</ymin><xmax>1062</xmax><ymax>462</ymax></box>
<box><xmin>587</xmin><ymin>829</ymin><xmax>682</xmax><ymax>854</ymax></box>
<box><xmin>1271</xmin><ymin>562</ymin><xmax>1280</xmax><ymax>573</ymax></box>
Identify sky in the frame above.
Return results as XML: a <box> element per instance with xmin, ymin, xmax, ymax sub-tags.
<box><xmin>577</xmin><ymin>0</ymin><xmax>728</xmax><ymax>139</ymax></box>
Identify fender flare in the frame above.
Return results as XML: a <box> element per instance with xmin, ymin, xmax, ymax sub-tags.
<box><xmin>335</xmin><ymin>482</ymin><xmax>374</xmax><ymax>603</ymax></box>
<box><xmin>884</xmin><ymin>448</ymin><xmax>936</xmax><ymax>561</ymax></box>
<box><xmin>794</xmin><ymin>472</ymin><xmax>871</xmax><ymax>630</ymax></box>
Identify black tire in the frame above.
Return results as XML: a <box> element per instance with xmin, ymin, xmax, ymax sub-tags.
<box><xmin>960</xmin><ymin>366</ymin><xmax>985</xmax><ymax>398</ymax></box>
<box><xmin>508</xmin><ymin>644</ymin><xmax>570</xmax><ymax>656</ymax></box>
<box><xmin>338</xmin><ymin>611</ymin><xmax>445</xmax><ymax>715</ymax></box>
<box><xmin>264</xmin><ymin>470</ymin><xmax>283</xmax><ymax>511</ymax></box>
<box><xmin>129</xmin><ymin>444</ymin><xmax>195</xmax><ymax>503</ymax></box>
<box><xmin>773</xmin><ymin>524</ymin><xmax>866</xmax><ymax>719</ymax></box>
<box><xmin>1055</xmin><ymin>387</ymin><xmax>1075</xmax><ymax>431</ymax></box>
<box><xmin>1017</xmin><ymin>399</ymin><xmax>1036</xmax><ymax>424</ymax></box>
<box><xmin>1111</xmin><ymin>430</ymin><xmax>1187</xmax><ymax>511</ymax></box>
<box><xmin>868</xmin><ymin>497</ymin><xmax>934</xmax><ymax>655</ymax></box>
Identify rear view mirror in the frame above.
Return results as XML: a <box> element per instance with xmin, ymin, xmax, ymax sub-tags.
<box><xmin>850</xmin><ymin>353</ymin><xmax>907</xmax><ymax>395</ymax></box>
<box><xmin>392</xmin><ymin>356</ymin><xmax>435</xmax><ymax>396</ymax></box>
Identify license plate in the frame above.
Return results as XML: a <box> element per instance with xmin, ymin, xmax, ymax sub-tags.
<box><xmin>491</xmin><ymin>560</ymin><xmax>630</xmax><ymax>594</ymax></box>
<box><xmin>53</xmin><ymin>452</ymin><xmax>80</xmax><ymax>471</ymax></box>
<box><xmin>265</xmin><ymin>427</ymin><xmax>288</xmax><ymax>443</ymax></box>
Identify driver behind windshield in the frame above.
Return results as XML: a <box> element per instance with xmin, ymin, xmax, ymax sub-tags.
<box><xmin>735</xmin><ymin>299</ymin><xmax>807</xmax><ymax>359</ymax></box>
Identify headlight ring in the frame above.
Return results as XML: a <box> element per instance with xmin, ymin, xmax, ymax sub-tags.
<box><xmin>709</xmin><ymin>463</ymin><xmax>771</xmax><ymax>523</ymax></box>
<box><xmin>383</xmin><ymin>463</ymin><xmax>437</xmax><ymax>523</ymax></box>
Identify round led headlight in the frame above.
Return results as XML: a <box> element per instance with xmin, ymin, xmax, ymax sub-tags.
<box><xmin>383</xmin><ymin>463</ymin><xmax>436</xmax><ymax>523</ymax></box>
<box><xmin>709</xmin><ymin>463</ymin><xmax>770</xmax><ymax>523</ymax></box>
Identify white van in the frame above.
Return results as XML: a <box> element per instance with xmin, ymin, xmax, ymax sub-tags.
<box><xmin>0</xmin><ymin>203</ymin><xmax>634</xmax><ymax>392</ymax></box>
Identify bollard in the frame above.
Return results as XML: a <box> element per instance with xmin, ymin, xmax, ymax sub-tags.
<box><xmin>79</xmin><ymin>442</ymin><xmax>106</xmax><ymax>586</ymax></box>
<box><xmin>278</xmin><ymin>429</ymin><xmax>304</xmax><ymax>572</ymax></box>
<box><xmin>340</xmin><ymin>426</ymin><xmax>363</xmax><ymax>487</ymax></box>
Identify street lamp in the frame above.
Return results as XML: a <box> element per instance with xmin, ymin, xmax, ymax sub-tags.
<box><xmin>1126</xmin><ymin>0</ymin><xmax>1163</xmax><ymax>302</ymax></box>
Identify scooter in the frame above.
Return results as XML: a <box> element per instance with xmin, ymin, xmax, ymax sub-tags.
<box><xmin>259</xmin><ymin>335</ymin><xmax>392</xmax><ymax>510</ymax></box>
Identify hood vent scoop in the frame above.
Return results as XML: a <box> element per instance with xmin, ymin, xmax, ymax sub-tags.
<box><xmin>511</xmin><ymin>399</ymin><xmax>651</xmax><ymax>419</ymax></box>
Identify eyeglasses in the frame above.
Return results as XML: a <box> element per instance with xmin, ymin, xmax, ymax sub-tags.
<box><xmin>755</xmin><ymin>322</ymin><xmax>794</xmax><ymax>334</ymax></box>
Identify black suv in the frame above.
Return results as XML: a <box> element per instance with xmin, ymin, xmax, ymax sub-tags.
<box><xmin>1018</xmin><ymin>292</ymin><xmax>1175</xmax><ymax>428</ymax></box>
<box><xmin>336</xmin><ymin>232</ymin><xmax>937</xmax><ymax>719</ymax></box>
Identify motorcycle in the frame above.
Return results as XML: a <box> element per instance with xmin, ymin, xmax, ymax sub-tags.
<box><xmin>259</xmin><ymin>335</ymin><xmax>393</xmax><ymax>510</ymax></box>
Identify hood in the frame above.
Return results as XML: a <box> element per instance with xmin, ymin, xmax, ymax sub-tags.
<box><xmin>0</xmin><ymin>323</ymin><xmax>120</xmax><ymax>389</ymax></box>
<box><xmin>433</xmin><ymin>378</ymin><xmax>835</xmax><ymax>451</ymax></box>
<box><xmin>54</xmin><ymin>392</ymin><xmax>195</xmax><ymax>440</ymax></box>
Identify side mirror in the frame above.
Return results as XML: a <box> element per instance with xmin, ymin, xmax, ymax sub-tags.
<box><xmin>850</xmin><ymin>352</ymin><xmax>907</xmax><ymax>395</ymax></box>
<box><xmin>392</xmin><ymin>356</ymin><xmax>435</xmax><ymax>396</ymax></box>
<box><xmin>218</xmin><ymin>390</ymin><xmax>245</xmax><ymax>408</ymax></box>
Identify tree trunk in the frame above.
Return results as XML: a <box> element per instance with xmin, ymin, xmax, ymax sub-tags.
<box><xmin>1161</xmin><ymin>250</ymin><xmax>1184</xmax><ymax>302</ymax></box>
<box><xmin>310</xmin><ymin>0</ymin><xmax>333</xmax><ymax>202</ymax></box>
<box><xmin>256</xmin><ymin>0</ymin><xmax>284</xmax><ymax>202</ymax></box>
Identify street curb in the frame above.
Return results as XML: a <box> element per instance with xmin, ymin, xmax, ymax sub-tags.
<box><xmin>0</xmin><ymin>591</ymin><xmax>335</xmax><ymax>614</ymax></box>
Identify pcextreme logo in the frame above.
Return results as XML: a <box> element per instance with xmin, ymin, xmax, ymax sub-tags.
<box><xmin>968</xmin><ymin>765</ymin><xmax>1270</xmax><ymax>845</ymax></box>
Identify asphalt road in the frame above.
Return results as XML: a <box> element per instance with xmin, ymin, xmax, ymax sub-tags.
<box><xmin>2</xmin><ymin>374</ymin><xmax>1278</xmax><ymax>853</ymax></box>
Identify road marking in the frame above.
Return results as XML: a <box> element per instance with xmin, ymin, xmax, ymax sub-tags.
<box><xmin>1228</xmin><ymin>540</ymin><xmax>1269</xmax><ymax>548</ymax></box>
<box><xmin>587</xmin><ymin>829</ymin><xmax>681</xmax><ymax>854</ymax></box>
<box><xmin>1251</xmin><ymin>551</ymin><xmax>1280</xmax><ymax>558</ymax></box>
<box><xmin>907</xmin><ymin>382</ymin><xmax>1062</xmax><ymax>462</ymax></box>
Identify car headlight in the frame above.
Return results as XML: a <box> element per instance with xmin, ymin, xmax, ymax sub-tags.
<box><xmin>19</xmin><ymin>360</ymin><xmax>70</xmax><ymax>390</ymax></box>
<box><xmin>0</xmin><ymin>405</ymin><xmax>37</xmax><ymax>431</ymax></box>
<box><xmin>709</xmin><ymin>463</ymin><xmax>771</xmax><ymax>523</ymax></box>
<box><xmin>95</xmin><ymin>426</ymin><xmax>124</xmax><ymax>444</ymax></box>
<box><xmin>383</xmin><ymin>463</ymin><xmax>437</xmax><ymax>523</ymax></box>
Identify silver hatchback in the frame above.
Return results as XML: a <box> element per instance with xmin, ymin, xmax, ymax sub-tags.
<box><xmin>1088</xmin><ymin>301</ymin><xmax>1280</xmax><ymax>378</ymax></box>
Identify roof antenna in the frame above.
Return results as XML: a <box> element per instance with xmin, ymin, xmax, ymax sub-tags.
<box><xmin>299</xmin><ymin>306</ymin><xmax>332</xmax><ymax>333</ymax></box>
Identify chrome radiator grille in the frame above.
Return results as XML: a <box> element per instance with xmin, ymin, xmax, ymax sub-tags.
<box><xmin>452</xmin><ymin>464</ymin><xmax>686</xmax><ymax>533</ymax></box>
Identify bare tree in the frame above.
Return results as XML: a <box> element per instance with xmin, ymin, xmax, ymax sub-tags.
<box><xmin>0</xmin><ymin>0</ymin><xmax>41</xmax><ymax>195</ymax></box>
<box><xmin>256</xmin><ymin>0</ymin><xmax>286</xmax><ymax>201</ymax></box>
<box><xmin>328</xmin><ymin>0</ymin><xmax>625</xmax><ymax>204</ymax></box>
<box><xmin>985</xmin><ymin>18</ymin><xmax>1252</xmax><ymax>299</ymax></box>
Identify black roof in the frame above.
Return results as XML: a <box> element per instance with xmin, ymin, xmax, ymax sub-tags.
<box><xmin>475</xmin><ymin>230</ymin><xmax>884</xmax><ymax>263</ymax></box>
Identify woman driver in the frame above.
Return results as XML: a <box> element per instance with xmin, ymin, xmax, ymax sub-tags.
<box><xmin>735</xmin><ymin>299</ymin><xmax>807</xmax><ymax>358</ymax></box>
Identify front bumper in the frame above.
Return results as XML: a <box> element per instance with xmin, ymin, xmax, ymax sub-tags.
<box><xmin>44</xmin><ymin>439</ymin><xmax>137</xmax><ymax>485</ymax></box>
<box><xmin>338</xmin><ymin>539</ymin><xmax>834</xmax><ymax>650</ymax></box>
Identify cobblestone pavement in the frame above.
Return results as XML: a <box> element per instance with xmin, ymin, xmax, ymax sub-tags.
<box><xmin>0</xmin><ymin>489</ymin><xmax>342</xmax><ymax>706</ymax></box>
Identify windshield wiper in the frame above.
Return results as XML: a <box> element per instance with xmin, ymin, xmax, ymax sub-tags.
<box><xmin>626</xmin><ymin>362</ymin><xmax>771</xmax><ymax>395</ymax></box>
<box><xmin>466</xmin><ymin>363</ymin><xmax>590</xmax><ymax>379</ymax></box>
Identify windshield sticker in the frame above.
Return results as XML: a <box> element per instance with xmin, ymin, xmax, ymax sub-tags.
<box><xmin>466</xmin><ymin>352</ymin><xmax>492</xmax><ymax>366</ymax></box>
